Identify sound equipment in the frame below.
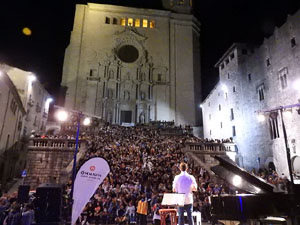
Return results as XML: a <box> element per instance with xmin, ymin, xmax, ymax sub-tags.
<box><xmin>17</xmin><ymin>185</ymin><xmax>30</xmax><ymax>203</ymax></box>
<box><xmin>35</xmin><ymin>183</ymin><xmax>62</xmax><ymax>223</ymax></box>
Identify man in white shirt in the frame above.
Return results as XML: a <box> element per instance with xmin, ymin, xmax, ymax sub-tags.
<box><xmin>173</xmin><ymin>162</ymin><xmax>197</xmax><ymax>225</ymax></box>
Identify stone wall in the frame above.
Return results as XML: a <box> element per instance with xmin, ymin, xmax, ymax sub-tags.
<box><xmin>24</xmin><ymin>138</ymin><xmax>87</xmax><ymax>189</ymax></box>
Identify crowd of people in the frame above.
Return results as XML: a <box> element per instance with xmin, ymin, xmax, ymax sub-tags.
<box><xmin>0</xmin><ymin>123</ymin><xmax>290</xmax><ymax>225</ymax></box>
<box><xmin>60</xmin><ymin>125</ymin><xmax>234</xmax><ymax>225</ymax></box>
<box><xmin>0</xmin><ymin>193</ymin><xmax>34</xmax><ymax>225</ymax></box>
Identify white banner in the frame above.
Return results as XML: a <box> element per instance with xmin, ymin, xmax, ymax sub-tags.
<box><xmin>71</xmin><ymin>157</ymin><xmax>110</xmax><ymax>225</ymax></box>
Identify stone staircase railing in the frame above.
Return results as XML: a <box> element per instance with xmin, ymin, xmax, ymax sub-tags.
<box><xmin>28</xmin><ymin>138</ymin><xmax>85</xmax><ymax>151</ymax></box>
<box><xmin>184</xmin><ymin>142</ymin><xmax>236</xmax><ymax>153</ymax></box>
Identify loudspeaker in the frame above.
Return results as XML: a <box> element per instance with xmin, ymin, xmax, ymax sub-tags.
<box><xmin>17</xmin><ymin>185</ymin><xmax>30</xmax><ymax>203</ymax></box>
<box><xmin>35</xmin><ymin>184</ymin><xmax>62</xmax><ymax>223</ymax></box>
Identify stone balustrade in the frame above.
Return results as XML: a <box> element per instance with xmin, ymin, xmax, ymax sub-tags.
<box><xmin>185</xmin><ymin>142</ymin><xmax>236</xmax><ymax>153</ymax></box>
<box><xmin>28</xmin><ymin>138</ymin><xmax>85</xmax><ymax>150</ymax></box>
<box><xmin>25</xmin><ymin>138</ymin><xmax>87</xmax><ymax>189</ymax></box>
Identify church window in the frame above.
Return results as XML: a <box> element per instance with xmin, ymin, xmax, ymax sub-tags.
<box><xmin>233</xmin><ymin>86</ymin><xmax>236</xmax><ymax>92</ymax></box>
<box><xmin>135</xmin><ymin>19</ymin><xmax>140</xmax><ymax>27</ymax></box>
<box><xmin>279</xmin><ymin>67</ymin><xmax>288</xmax><ymax>89</ymax></box>
<box><xmin>128</xmin><ymin>18</ymin><xmax>133</xmax><ymax>26</ymax></box>
<box><xmin>105</xmin><ymin>17</ymin><xmax>110</xmax><ymax>24</ymax></box>
<box><xmin>220</xmin><ymin>122</ymin><xmax>222</xmax><ymax>129</ymax></box>
<box><xmin>227</xmin><ymin>73</ymin><xmax>230</xmax><ymax>79</ymax></box>
<box><xmin>230</xmin><ymin>53</ymin><xmax>234</xmax><ymax>60</ymax></box>
<box><xmin>220</xmin><ymin>63</ymin><xmax>224</xmax><ymax>70</ymax></box>
<box><xmin>142</xmin><ymin>19</ymin><xmax>148</xmax><ymax>28</ymax></box>
<box><xmin>257</xmin><ymin>83</ymin><xmax>265</xmax><ymax>101</ymax></box>
<box><xmin>150</xmin><ymin>20</ymin><xmax>155</xmax><ymax>28</ymax></box>
<box><xmin>208</xmin><ymin>102</ymin><xmax>210</xmax><ymax>107</ymax></box>
<box><xmin>209</xmin><ymin>114</ymin><xmax>211</xmax><ymax>120</ymax></box>
<box><xmin>269</xmin><ymin>112</ymin><xmax>280</xmax><ymax>139</ymax></box>
<box><xmin>210</xmin><ymin>130</ymin><xmax>212</xmax><ymax>135</ymax></box>
<box><xmin>248</xmin><ymin>73</ymin><xmax>252</xmax><ymax>81</ymax></box>
<box><xmin>219</xmin><ymin>104</ymin><xmax>221</xmax><ymax>111</ymax></box>
<box><xmin>225</xmin><ymin>58</ymin><xmax>229</xmax><ymax>65</ymax></box>
<box><xmin>291</xmin><ymin>37</ymin><xmax>296</xmax><ymax>48</ymax></box>
<box><xmin>266</xmin><ymin>58</ymin><xmax>271</xmax><ymax>67</ymax></box>
<box><xmin>121</xmin><ymin>18</ymin><xmax>126</xmax><ymax>26</ymax></box>
<box><xmin>113</xmin><ymin>18</ymin><xmax>118</xmax><ymax>25</ymax></box>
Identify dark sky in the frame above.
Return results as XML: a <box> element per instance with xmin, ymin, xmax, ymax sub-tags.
<box><xmin>0</xmin><ymin>0</ymin><xmax>299</xmax><ymax>100</ymax></box>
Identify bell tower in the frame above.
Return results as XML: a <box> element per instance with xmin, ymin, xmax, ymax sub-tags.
<box><xmin>161</xmin><ymin>0</ymin><xmax>193</xmax><ymax>14</ymax></box>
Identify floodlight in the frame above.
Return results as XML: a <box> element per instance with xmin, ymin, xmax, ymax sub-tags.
<box><xmin>83</xmin><ymin>117</ymin><xmax>91</xmax><ymax>126</ymax></box>
<box><xmin>28</xmin><ymin>74</ymin><xmax>36</xmax><ymax>83</ymax></box>
<box><xmin>232</xmin><ymin>175</ymin><xmax>242</xmax><ymax>186</ymax></box>
<box><xmin>56</xmin><ymin>110</ymin><xmax>68</xmax><ymax>122</ymax></box>
<box><xmin>46</xmin><ymin>98</ymin><xmax>53</xmax><ymax>103</ymax></box>
<box><xmin>257</xmin><ymin>114</ymin><xmax>265</xmax><ymax>122</ymax></box>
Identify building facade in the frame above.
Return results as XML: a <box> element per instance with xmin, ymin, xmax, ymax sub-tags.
<box><xmin>2</xmin><ymin>65</ymin><xmax>52</xmax><ymax>137</ymax></box>
<box><xmin>201</xmin><ymin>10</ymin><xmax>300</xmax><ymax>177</ymax></box>
<box><xmin>0</xmin><ymin>70</ymin><xmax>26</xmax><ymax>191</ymax></box>
<box><xmin>61</xmin><ymin>1</ymin><xmax>201</xmax><ymax>126</ymax></box>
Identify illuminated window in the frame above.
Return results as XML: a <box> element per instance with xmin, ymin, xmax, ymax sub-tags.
<box><xmin>121</xmin><ymin>18</ymin><xmax>126</xmax><ymax>26</ymax></box>
<box><xmin>128</xmin><ymin>18</ymin><xmax>133</xmax><ymax>26</ymax></box>
<box><xmin>150</xmin><ymin>20</ymin><xmax>155</xmax><ymax>28</ymax></box>
<box><xmin>142</xmin><ymin>19</ymin><xmax>148</xmax><ymax>28</ymax></box>
<box><xmin>135</xmin><ymin>19</ymin><xmax>140</xmax><ymax>27</ymax></box>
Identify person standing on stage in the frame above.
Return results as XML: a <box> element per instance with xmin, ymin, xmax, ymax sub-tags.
<box><xmin>173</xmin><ymin>162</ymin><xmax>197</xmax><ymax>225</ymax></box>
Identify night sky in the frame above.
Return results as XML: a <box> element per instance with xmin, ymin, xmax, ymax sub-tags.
<box><xmin>0</xmin><ymin>0</ymin><xmax>299</xmax><ymax>100</ymax></box>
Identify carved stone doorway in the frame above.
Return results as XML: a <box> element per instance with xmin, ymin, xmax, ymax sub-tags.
<box><xmin>121</xmin><ymin>110</ymin><xmax>132</xmax><ymax>123</ymax></box>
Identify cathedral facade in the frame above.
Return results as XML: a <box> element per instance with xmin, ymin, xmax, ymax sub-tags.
<box><xmin>201</xmin><ymin>10</ymin><xmax>300</xmax><ymax>177</ymax></box>
<box><xmin>61</xmin><ymin>1</ymin><xmax>201</xmax><ymax>126</ymax></box>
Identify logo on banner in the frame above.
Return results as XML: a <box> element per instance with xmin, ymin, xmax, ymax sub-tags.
<box><xmin>90</xmin><ymin>166</ymin><xmax>95</xmax><ymax>171</ymax></box>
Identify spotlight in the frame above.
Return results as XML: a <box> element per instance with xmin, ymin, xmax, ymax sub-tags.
<box><xmin>83</xmin><ymin>117</ymin><xmax>91</xmax><ymax>126</ymax></box>
<box><xmin>28</xmin><ymin>74</ymin><xmax>36</xmax><ymax>83</ymax></box>
<box><xmin>257</xmin><ymin>114</ymin><xmax>265</xmax><ymax>122</ymax></box>
<box><xmin>232</xmin><ymin>175</ymin><xmax>242</xmax><ymax>186</ymax></box>
<box><xmin>199</xmin><ymin>104</ymin><xmax>203</xmax><ymax>108</ymax></box>
<box><xmin>221</xmin><ymin>84</ymin><xmax>228</xmax><ymax>92</ymax></box>
<box><xmin>46</xmin><ymin>98</ymin><xmax>53</xmax><ymax>103</ymax></box>
<box><xmin>55</xmin><ymin>110</ymin><xmax>68</xmax><ymax>122</ymax></box>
